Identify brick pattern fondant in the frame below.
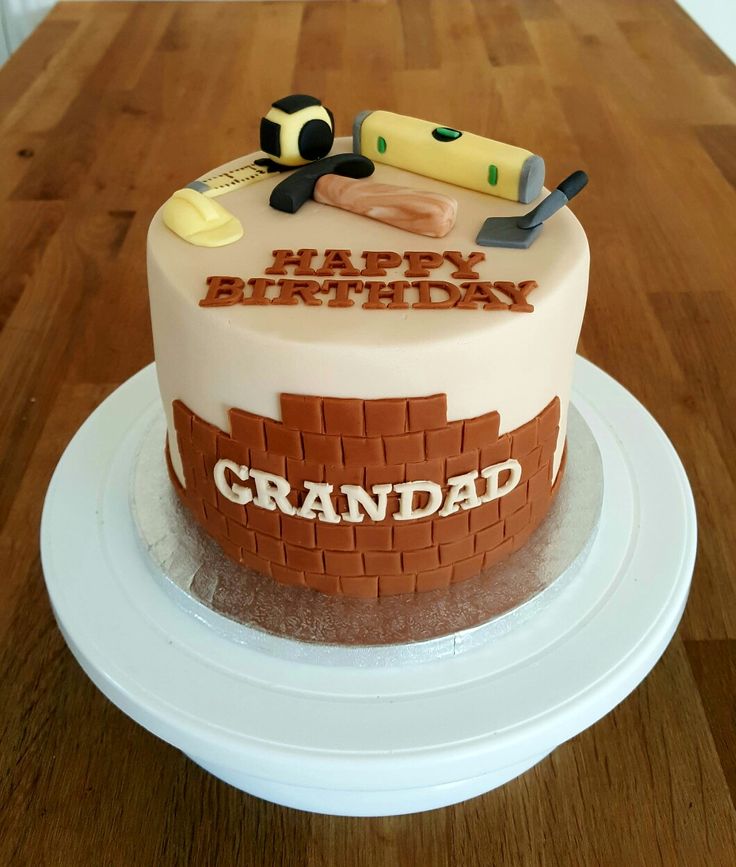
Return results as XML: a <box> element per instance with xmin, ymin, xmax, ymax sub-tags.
<box><xmin>167</xmin><ymin>394</ymin><xmax>564</xmax><ymax>598</ymax></box>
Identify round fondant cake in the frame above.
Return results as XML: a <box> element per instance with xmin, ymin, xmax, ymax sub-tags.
<box><xmin>147</xmin><ymin>103</ymin><xmax>589</xmax><ymax>598</ymax></box>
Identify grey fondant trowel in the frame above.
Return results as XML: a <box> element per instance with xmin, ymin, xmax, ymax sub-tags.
<box><xmin>476</xmin><ymin>170</ymin><xmax>588</xmax><ymax>248</ymax></box>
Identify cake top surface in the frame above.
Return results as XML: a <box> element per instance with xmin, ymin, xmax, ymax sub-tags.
<box><xmin>148</xmin><ymin>138</ymin><xmax>589</xmax><ymax>351</ymax></box>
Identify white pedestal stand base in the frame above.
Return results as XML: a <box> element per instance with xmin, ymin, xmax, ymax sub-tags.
<box><xmin>41</xmin><ymin>358</ymin><xmax>695</xmax><ymax>816</ymax></box>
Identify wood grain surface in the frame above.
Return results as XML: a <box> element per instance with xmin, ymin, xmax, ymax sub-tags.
<box><xmin>1</xmin><ymin>1</ymin><xmax>735</xmax><ymax>864</ymax></box>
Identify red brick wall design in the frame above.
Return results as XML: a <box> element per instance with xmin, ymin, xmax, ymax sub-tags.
<box><xmin>167</xmin><ymin>393</ymin><xmax>564</xmax><ymax>598</ymax></box>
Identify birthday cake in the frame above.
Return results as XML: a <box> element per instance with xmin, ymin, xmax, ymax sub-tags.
<box><xmin>147</xmin><ymin>95</ymin><xmax>589</xmax><ymax>598</ymax></box>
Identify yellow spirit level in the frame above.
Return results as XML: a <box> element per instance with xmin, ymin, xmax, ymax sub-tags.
<box><xmin>353</xmin><ymin>110</ymin><xmax>544</xmax><ymax>204</ymax></box>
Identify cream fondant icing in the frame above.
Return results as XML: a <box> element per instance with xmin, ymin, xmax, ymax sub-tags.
<box><xmin>148</xmin><ymin>138</ymin><xmax>588</xmax><ymax>497</ymax></box>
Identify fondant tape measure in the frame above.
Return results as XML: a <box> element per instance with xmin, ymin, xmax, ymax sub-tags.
<box><xmin>163</xmin><ymin>94</ymin><xmax>336</xmax><ymax>249</ymax></box>
<box><xmin>186</xmin><ymin>160</ymin><xmax>280</xmax><ymax>198</ymax></box>
<box><xmin>185</xmin><ymin>95</ymin><xmax>336</xmax><ymax>200</ymax></box>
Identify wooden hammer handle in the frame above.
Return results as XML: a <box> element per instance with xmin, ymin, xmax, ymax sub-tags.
<box><xmin>313</xmin><ymin>175</ymin><xmax>457</xmax><ymax>238</ymax></box>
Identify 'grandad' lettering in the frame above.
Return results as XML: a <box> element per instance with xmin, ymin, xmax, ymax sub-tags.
<box><xmin>213</xmin><ymin>458</ymin><xmax>522</xmax><ymax>523</ymax></box>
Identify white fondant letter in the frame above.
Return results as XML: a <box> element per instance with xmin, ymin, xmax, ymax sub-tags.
<box><xmin>249</xmin><ymin>468</ymin><xmax>296</xmax><ymax>515</ymax></box>
<box><xmin>439</xmin><ymin>471</ymin><xmax>481</xmax><ymax>516</ymax></box>
<box><xmin>298</xmin><ymin>481</ymin><xmax>340</xmax><ymax>523</ymax></box>
<box><xmin>393</xmin><ymin>481</ymin><xmax>443</xmax><ymax>521</ymax></box>
<box><xmin>340</xmin><ymin>484</ymin><xmax>392</xmax><ymax>523</ymax></box>
<box><xmin>213</xmin><ymin>459</ymin><xmax>253</xmax><ymax>505</ymax></box>
<box><xmin>481</xmin><ymin>459</ymin><xmax>522</xmax><ymax>502</ymax></box>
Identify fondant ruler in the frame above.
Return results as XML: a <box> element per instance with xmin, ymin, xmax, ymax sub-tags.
<box><xmin>186</xmin><ymin>160</ymin><xmax>280</xmax><ymax>198</ymax></box>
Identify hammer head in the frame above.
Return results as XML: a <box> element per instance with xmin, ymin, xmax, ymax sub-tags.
<box><xmin>269</xmin><ymin>153</ymin><xmax>375</xmax><ymax>213</ymax></box>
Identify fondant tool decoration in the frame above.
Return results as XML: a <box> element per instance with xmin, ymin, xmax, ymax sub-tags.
<box><xmin>475</xmin><ymin>170</ymin><xmax>588</xmax><ymax>249</ymax></box>
<box><xmin>269</xmin><ymin>153</ymin><xmax>375</xmax><ymax>213</ymax></box>
<box><xmin>163</xmin><ymin>94</ymin><xmax>334</xmax><ymax>247</ymax></box>
<box><xmin>270</xmin><ymin>154</ymin><xmax>457</xmax><ymax>238</ymax></box>
<box><xmin>162</xmin><ymin>188</ymin><xmax>244</xmax><ymax>248</ymax></box>
<box><xmin>353</xmin><ymin>110</ymin><xmax>545</xmax><ymax>204</ymax></box>
<box><xmin>259</xmin><ymin>94</ymin><xmax>335</xmax><ymax>167</ymax></box>
<box><xmin>313</xmin><ymin>177</ymin><xmax>458</xmax><ymax>238</ymax></box>
<box><xmin>186</xmin><ymin>95</ymin><xmax>335</xmax><ymax>198</ymax></box>
<box><xmin>184</xmin><ymin>160</ymin><xmax>282</xmax><ymax>199</ymax></box>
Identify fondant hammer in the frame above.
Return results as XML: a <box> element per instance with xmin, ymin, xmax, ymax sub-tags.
<box><xmin>270</xmin><ymin>153</ymin><xmax>458</xmax><ymax>238</ymax></box>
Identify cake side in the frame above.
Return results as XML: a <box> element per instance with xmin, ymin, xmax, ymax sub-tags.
<box><xmin>147</xmin><ymin>128</ymin><xmax>589</xmax><ymax>597</ymax></box>
<box><xmin>148</xmin><ymin>141</ymin><xmax>588</xmax><ymax>483</ymax></box>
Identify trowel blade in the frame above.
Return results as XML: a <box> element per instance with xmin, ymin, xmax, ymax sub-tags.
<box><xmin>475</xmin><ymin>216</ymin><xmax>541</xmax><ymax>249</ymax></box>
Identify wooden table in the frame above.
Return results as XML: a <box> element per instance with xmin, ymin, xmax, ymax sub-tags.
<box><xmin>1</xmin><ymin>1</ymin><xmax>735</xmax><ymax>862</ymax></box>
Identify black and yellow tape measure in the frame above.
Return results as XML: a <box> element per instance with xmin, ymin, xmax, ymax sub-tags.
<box><xmin>186</xmin><ymin>95</ymin><xmax>334</xmax><ymax>198</ymax></box>
<box><xmin>164</xmin><ymin>95</ymin><xmax>335</xmax><ymax>247</ymax></box>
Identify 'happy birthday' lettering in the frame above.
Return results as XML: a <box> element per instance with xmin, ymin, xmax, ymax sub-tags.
<box><xmin>199</xmin><ymin>250</ymin><xmax>538</xmax><ymax>312</ymax></box>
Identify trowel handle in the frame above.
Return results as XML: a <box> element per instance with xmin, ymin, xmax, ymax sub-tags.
<box><xmin>557</xmin><ymin>170</ymin><xmax>588</xmax><ymax>201</ymax></box>
<box><xmin>517</xmin><ymin>170</ymin><xmax>588</xmax><ymax>230</ymax></box>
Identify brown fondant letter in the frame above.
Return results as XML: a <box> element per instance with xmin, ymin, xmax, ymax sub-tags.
<box><xmin>321</xmin><ymin>279</ymin><xmax>364</xmax><ymax>308</ymax></box>
<box><xmin>200</xmin><ymin>275</ymin><xmax>245</xmax><ymax>307</ymax></box>
<box><xmin>443</xmin><ymin>251</ymin><xmax>486</xmax><ymax>279</ymax></box>
<box><xmin>493</xmin><ymin>280</ymin><xmax>537</xmax><ymax>312</ymax></box>
<box><xmin>411</xmin><ymin>280</ymin><xmax>461</xmax><ymax>308</ymax></box>
<box><xmin>272</xmin><ymin>279</ymin><xmax>323</xmax><ymax>306</ymax></box>
<box><xmin>265</xmin><ymin>249</ymin><xmax>318</xmax><ymax>276</ymax></box>
<box><xmin>361</xmin><ymin>251</ymin><xmax>403</xmax><ymax>277</ymax></box>
<box><xmin>363</xmin><ymin>281</ymin><xmax>411</xmax><ymax>309</ymax></box>
<box><xmin>315</xmin><ymin>249</ymin><xmax>360</xmax><ymax>277</ymax></box>
<box><xmin>243</xmin><ymin>277</ymin><xmax>275</xmax><ymax>305</ymax></box>
<box><xmin>457</xmin><ymin>282</ymin><xmax>506</xmax><ymax>310</ymax></box>
<box><xmin>404</xmin><ymin>251</ymin><xmax>444</xmax><ymax>277</ymax></box>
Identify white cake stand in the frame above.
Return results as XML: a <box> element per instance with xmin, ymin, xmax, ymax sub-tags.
<box><xmin>40</xmin><ymin>358</ymin><xmax>695</xmax><ymax>816</ymax></box>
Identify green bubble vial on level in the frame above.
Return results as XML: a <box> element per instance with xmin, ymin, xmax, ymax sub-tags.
<box><xmin>431</xmin><ymin>127</ymin><xmax>463</xmax><ymax>142</ymax></box>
